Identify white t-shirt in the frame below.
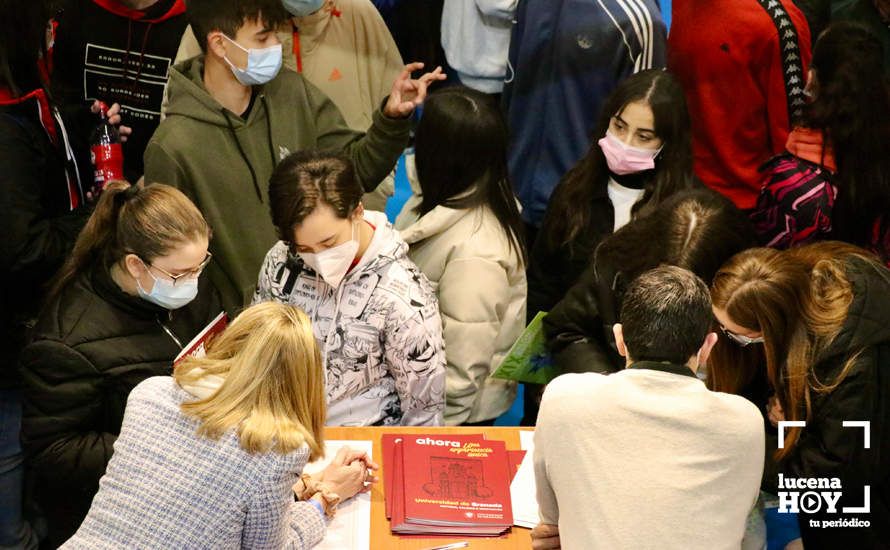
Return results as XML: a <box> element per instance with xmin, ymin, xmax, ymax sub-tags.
<box><xmin>534</xmin><ymin>365</ymin><xmax>765</xmax><ymax>550</ymax></box>
<box><xmin>607</xmin><ymin>178</ymin><xmax>646</xmax><ymax>231</ymax></box>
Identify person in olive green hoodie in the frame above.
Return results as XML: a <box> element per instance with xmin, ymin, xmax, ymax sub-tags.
<box><xmin>144</xmin><ymin>0</ymin><xmax>443</xmax><ymax>313</ymax></box>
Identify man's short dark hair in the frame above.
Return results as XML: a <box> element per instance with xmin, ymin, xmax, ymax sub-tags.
<box><xmin>188</xmin><ymin>0</ymin><xmax>289</xmax><ymax>53</ymax></box>
<box><xmin>619</xmin><ymin>266</ymin><xmax>713</xmax><ymax>365</ymax></box>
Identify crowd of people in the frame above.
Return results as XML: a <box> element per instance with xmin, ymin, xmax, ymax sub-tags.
<box><xmin>1</xmin><ymin>0</ymin><xmax>888</xmax><ymax>549</ymax></box>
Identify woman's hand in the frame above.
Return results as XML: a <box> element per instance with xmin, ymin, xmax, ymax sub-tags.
<box><xmin>90</xmin><ymin>100</ymin><xmax>132</xmax><ymax>142</ymax></box>
<box><xmin>767</xmin><ymin>395</ymin><xmax>785</xmax><ymax>428</ymax></box>
<box><xmin>318</xmin><ymin>446</ymin><xmax>379</xmax><ymax>500</ymax></box>
<box><xmin>531</xmin><ymin>523</ymin><xmax>561</xmax><ymax>550</ymax></box>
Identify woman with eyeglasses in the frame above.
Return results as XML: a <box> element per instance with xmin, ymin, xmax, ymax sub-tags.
<box><xmin>708</xmin><ymin>242</ymin><xmax>890</xmax><ymax>548</ymax></box>
<box><xmin>19</xmin><ymin>181</ymin><xmax>221</xmax><ymax>546</ymax></box>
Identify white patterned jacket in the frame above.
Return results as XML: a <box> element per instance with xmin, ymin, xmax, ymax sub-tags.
<box><xmin>253</xmin><ymin>211</ymin><xmax>446</xmax><ymax>427</ymax></box>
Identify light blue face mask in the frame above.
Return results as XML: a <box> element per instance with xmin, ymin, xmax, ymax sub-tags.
<box><xmin>137</xmin><ymin>268</ymin><xmax>199</xmax><ymax>310</ymax></box>
<box><xmin>222</xmin><ymin>35</ymin><xmax>283</xmax><ymax>86</ymax></box>
<box><xmin>283</xmin><ymin>0</ymin><xmax>325</xmax><ymax>16</ymax></box>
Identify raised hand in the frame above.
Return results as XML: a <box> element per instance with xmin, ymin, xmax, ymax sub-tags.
<box><xmin>383</xmin><ymin>62</ymin><xmax>447</xmax><ymax>119</ymax></box>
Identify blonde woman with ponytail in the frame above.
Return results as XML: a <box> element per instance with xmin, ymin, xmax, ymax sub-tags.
<box><xmin>709</xmin><ymin>242</ymin><xmax>890</xmax><ymax>548</ymax></box>
<box><xmin>64</xmin><ymin>302</ymin><xmax>376</xmax><ymax>549</ymax></box>
<box><xmin>19</xmin><ymin>181</ymin><xmax>222</xmax><ymax>546</ymax></box>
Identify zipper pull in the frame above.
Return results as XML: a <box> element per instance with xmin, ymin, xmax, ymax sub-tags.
<box><xmin>157</xmin><ymin>315</ymin><xmax>184</xmax><ymax>349</ymax></box>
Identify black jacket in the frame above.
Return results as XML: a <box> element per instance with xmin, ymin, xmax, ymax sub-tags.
<box><xmin>526</xmin><ymin>178</ymin><xmax>614</xmax><ymax>323</ymax></box>
<box><xmin>764</xmin><ymin>258</ymin><xmax>890</xmax><ymax>549</ymax></box>
<box><xmin>19</xmin><ymin>264</ymin><xmax>221</xmax><ymax>547</ymax></box>
<box><xmin>0</xmin><ymin>89</ymin><xmax>92</xmax><ymax>389</ymax></box>
<box><xmin>543</xmin><ymin>254</ymin><xmax>625</xmax><ymax>375</ymax></box>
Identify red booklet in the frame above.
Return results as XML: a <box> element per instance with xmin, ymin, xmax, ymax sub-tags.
<box><xmin>384</xmin><ymin>433</ymin><xmax>488</xmax><ymax>519</ymax></box>
<box><xmin>390</xmin><ymin>435</ymin><xmax>513</xmax><ymax>536</ymax></box>
<box><xmin>507</xmin><ymin>450</ymin><xmax>526</xmax><ymax>481</ymax></box>
<box><xmin>174</xmin><ymin>311</ymin><xmax>228</xmax><ymax>366</ymax></box>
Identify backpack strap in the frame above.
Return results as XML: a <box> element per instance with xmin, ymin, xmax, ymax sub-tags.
<box><xmin>755</xmin><ymin>0</ymin><xmax>807</xmax><ymax>122</ymax></box>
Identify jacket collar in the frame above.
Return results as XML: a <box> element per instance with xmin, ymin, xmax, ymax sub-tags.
<box><xmin>0</xmin><ymin>87</ymin><xmax>56</xmax><ymax>142</ymax></box>
<box><xmin>90</xmin><ymin>263</ymin><xmax>171</xmax><ymax>319</ymax></box>
<box><xmin>627</xmin><ymin>360</ymin><xmax>700</xmax><ymax>379</ymax></box>
<box><xmin>179</xmin><ymin>367</ymin><xmax>226</xmax><ymax>400</ymax></box>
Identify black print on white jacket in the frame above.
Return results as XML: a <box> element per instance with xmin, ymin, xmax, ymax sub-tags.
<box><xmin>253</xmin><ymin>211</ymin><xmax>446</xmax><ymax>426</ymax></box>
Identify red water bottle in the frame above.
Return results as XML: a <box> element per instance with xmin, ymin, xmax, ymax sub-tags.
<box><xmin>90</xmin><ymin>101</ymin><xmax>124</xmax><ymax>194</ymax></box>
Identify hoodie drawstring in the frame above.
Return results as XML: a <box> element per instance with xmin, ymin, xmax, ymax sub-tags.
<box><xmin>261</xmin><ymin>95</ymin><xmax>277</xmax><ymax>166</ymax></box>
<box><xmin>222</xmin><ymin>109</ymin><xmax>262</xmax><ymax>201</ymax></box>
<box><xmin>130</xmin><ymin>23</ymin><xmax>155</xmax><ymax>93</ymax></box>
<box><xmin>123</xmin><ymin>18</ymin><xmax>134</xmax><ymax>80</ymax></box>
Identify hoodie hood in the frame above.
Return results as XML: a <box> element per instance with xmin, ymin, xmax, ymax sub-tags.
<box><xmin>291</xmin><ymin>0</ymin><xmax>338</xmax><ymax>56</ymax></box>
<box><xmin>399</xmin><ymin>204</ymin><xmax>476</xmax><ymax>245</ymax></box>
<box><xmin>93</xmin><ymin>0</ymin><xmax>185</xmax><ymax>22</ymax></box>
<box><xmin>347</xmin><ymin>210</ymin><xmax>408</xmax><ymax>280</ymax></box>
<box><xmin>268</xmin><ymin>210</ymin><xmax>411</xmax><ymax>293</ymax></box>
<box><xmin>165</xmin><ymin>57</ymin><xmax>238</xmax><ymax>127</ymax></box>
<box><xmin>816</xmin><ymin>256</ymin><xmax>890</xmax><ymax>364</ymax></box>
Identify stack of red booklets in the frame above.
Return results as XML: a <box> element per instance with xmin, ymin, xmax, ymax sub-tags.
<box><xmin>383</xmin><ymin>434</ymin><xmax>523</xmax><ymax>537</ymax></box>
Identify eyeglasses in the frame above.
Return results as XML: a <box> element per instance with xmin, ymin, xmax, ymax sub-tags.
<box><xmin>720</xmin><ymin>325</ymin><xmax>765</xmax><ymax>347</ymax></box>
<box><xmin>142</xmin><ymin>252</ymin><xmax>212</xmax><ymax>286</ymax></box>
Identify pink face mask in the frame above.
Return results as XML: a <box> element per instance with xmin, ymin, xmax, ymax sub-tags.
<box><xmin>597</xmin><ymin>131</ymin><xmax>663</xmax><ymax>175</ymax></box>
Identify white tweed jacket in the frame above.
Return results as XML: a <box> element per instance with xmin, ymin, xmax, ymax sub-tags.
<box><xmin>61</xmin><ymin>377</ymin><xmax>326</xmax><ymax>549</ymax></box>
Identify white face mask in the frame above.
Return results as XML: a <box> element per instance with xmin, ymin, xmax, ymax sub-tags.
<box><xmin>298</xmin><ymin>222</ymin><xmax>359</xmax><ymax>289</ymax></box>
<box><xmin>221</xmin><ymin>35</ymin><xmax>282</xmax><ymax>86</ymax></box>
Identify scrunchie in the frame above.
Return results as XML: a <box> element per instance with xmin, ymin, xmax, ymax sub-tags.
<box><xmin>113</xmin><ymin>183</ymin><xmax>140</xmax><ymax>207</ymax></box>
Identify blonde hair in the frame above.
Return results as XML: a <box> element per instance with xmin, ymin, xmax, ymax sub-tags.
<box><xmin>174</xmin><ymin>302</ymin><xmax>326</xmax><ymax>460</ymax></box>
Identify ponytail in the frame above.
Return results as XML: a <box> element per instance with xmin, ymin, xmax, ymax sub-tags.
<box><xmin>49</xmin><ymin>181</ymin><xmax>210</xmax><ymax>302</ymax></box>
<box><xmin>49</xmin><ymin>181</ymin><xmax>133</xmax><ymax>300</ymax></box>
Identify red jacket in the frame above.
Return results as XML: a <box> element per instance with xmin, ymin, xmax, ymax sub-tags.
<box><xmin>668</xmin><ymin>0</ymin><xmax>811</xmax><ymax>209</ymax></box>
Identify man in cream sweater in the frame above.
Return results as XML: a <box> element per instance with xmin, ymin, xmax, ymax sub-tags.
<box><xmin>533</xmin><ymin>266</ymin><xmax>765</xmax><ymax>550</ymax></box>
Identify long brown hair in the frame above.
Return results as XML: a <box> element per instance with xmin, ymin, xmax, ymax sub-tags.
<box><xmin>543</xmin><ymin>69</ymin><xmax>695</xmax><ymax>250</ymax></box>
<box><xmin>50</xmin><ymin>181</ymin><xmax>210</xmax><ymax>300</ymax></box>
<box><xmin>709</xmin><ymin>242</ymin><xmax>877</xmax><ymax>458</ymax></box>
<box><xmin>803</xmin><ymin>23</ymin><xmax>890</xmax><ymax>261</ymax></box>
<box><xmin>174</xmin><ymin>302</ymin><xmax>326</xmax><ymax>459</ymax></box>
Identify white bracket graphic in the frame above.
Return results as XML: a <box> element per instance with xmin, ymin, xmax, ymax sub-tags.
<box><xmin>843</xmin><ymin>485</ymin><xmax>871</xmax><ymax>514</ymax></box>
<box><xmin>842</xmin><ymin>421</ymin><xmax>871</xmax><ymax>449</ymax></box>
<box><xmin>778</xmin><ymin>421</ymin><xmax>807</xmax><ymax>449</ymax></box>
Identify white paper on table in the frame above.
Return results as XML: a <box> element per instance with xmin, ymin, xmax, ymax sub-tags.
<box><xmin>302</xmin><ymin>440</ymin><xmax>373</xmax><ymax>550</ymax></box>
<box><xmin>510</xmin><ymin>430</ymin><xmax>539</xmax><ymax>528</ymax></box>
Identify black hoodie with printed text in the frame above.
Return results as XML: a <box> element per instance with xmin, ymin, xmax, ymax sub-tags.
<box><xmin>51</xmin><ymin>0</ymin><xmax>188</xmax><ymax>181</ymax></box>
